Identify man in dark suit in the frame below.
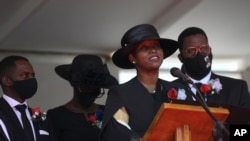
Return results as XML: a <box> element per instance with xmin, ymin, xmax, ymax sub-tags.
<box><xmin>172</xmin><ymin>27</ymin><xmax>250</xmax><ymax>108</ymax></box>
<box><xmin>0</xmin><ymin>55</ymin><xmax>54</xmax><ymax>141</ymax></box>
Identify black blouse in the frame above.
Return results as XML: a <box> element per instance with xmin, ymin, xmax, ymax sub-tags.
<box><xmin>47</xmin><ymin>105</ymin><xmax>104</xmax><ymax>141</ymax></box>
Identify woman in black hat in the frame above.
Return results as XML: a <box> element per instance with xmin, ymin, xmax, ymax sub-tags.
<box><xmin>46</xmin><ymin>54</ymin><xmax>118</xmax><ymax>141</ymax></box>
<box><xmin>100</xmin><ymin>24</ymin><xmax>182</xmax><ymax>141</ymax></box>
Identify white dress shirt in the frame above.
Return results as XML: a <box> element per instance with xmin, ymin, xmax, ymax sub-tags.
<box><xmin>186</xmin><ymin>71</ymin><xmax>212</xmax><ymax>100</ymax></box>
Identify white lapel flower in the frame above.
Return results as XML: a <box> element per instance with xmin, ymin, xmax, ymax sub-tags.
<box><xmin>209</xmin><ymin>78</ymin><xmax>222</xmax><ymax>94</ymax></box>
<box><xmin>167</xmin><ymin>87</ymin><xmax>187</xmax><ymax>101</ymax></box>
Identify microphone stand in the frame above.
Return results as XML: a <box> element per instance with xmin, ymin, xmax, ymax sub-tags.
<box><xmin>188</xmin><ymin>81</ymin><xmax>230</xmax><ymax>141</ymax></box>
<box><xmin>170</xmin><ymin>67</ymin><xmax>229</xmax><ymax>140</ymax></box>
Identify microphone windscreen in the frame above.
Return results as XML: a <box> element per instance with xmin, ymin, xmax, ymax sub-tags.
<box><xmin>170</xmin><ymin>67</ymin><xmax>180</xmax><ymax>77</ymax></box>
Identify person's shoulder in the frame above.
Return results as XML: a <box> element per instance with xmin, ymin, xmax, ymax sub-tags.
<box><xmin>171</xmin><ymin>78</ymin><xmax>182</xmax><ymax>83</ymax></box>
<box><xmin>47</xmin><ymin>105</ymin><xmax>65</xmax><ymax>115</ymax></box>
<box><xmin>159</xmin><ymin>78</ymin><xmax>186</xmax><ymax>88</ymax></box>
<box><xmin>111</xmin><ymin>77</ymin><xmax>137</xmax><ymax>89</ymax></box>
<box><xmin>159</xmin><ymin>78</ymin><xmax>172</xmax><ymax>85</ymax></box>
<box><xmin>107</xmin><ymin>77</ymin><xmax>142</xmax><ymax>98</ymax></box>
<box><xmin>160</xmin><ymin>78</ymin><xmax>181</xmax><ymax>84</ymax></box>
<box><xmin>213</xmin><ymin>73</ymin><xmax>246</xmax><ymax>83</ymax></box>
<box><xmin>0</xmin><ymin>97</ymin><xmax>6</xmax><ymax>106</ymax></box>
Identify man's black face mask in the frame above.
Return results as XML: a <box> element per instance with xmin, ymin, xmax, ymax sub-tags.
<box><xmin>182</xmin><ymin>53</ymin><xmax>213</xmax><ymax>79</ymax></box>
<box><xmin>12</xmin><ymin>78</ymin><xmax>38</xmax><ymax>100</ymax></box>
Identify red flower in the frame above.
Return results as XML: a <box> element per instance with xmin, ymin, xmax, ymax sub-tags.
<box><xmin>31</xmin><ymin>107</ymin><xmax>46</xmax><ymax>122</ymax></box>
<box><xmin>88</xmin><ymin>115</ymin><xmax>97</xmax><ymax>124</ymax></box>
<box><xmin>200</xmin><ymin>84</ymin><xmax>211</xmax><ymax>94</ymax></box>
<box><xmin>167</xmin><ymin>88</ymin><xmax>178</xmax><ymax>99</ymax></box>
<box><xmin>32</xmin><ymin>107</ymin><xmax>40</xmax><ymax>115</ymax></box>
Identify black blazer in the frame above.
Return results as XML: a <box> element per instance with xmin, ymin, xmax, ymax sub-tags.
<box><xmin>99</xmin><ymin>77</ymin><xmax>192</xmax><ymax>141</ymax></box>
<box><xmin>0</xmin><ymin>97</ymin><xmax>55</xmax><ymax>141</ymax></box>
<box><xmin>172</xmin><ymin>72</ymin><xmax>250</xmax><ymax>108</ymax></box>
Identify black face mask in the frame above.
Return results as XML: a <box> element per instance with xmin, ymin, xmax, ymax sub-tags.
<box><xmin>75</xmin><ymin>87</ymin><xmax>99</xmax><ymax>108</ymax></box>
<box><xmin>12</xmin><ymin>78</ymin><xmax>38</xmax><ymax>100</ymax></box>
<box><xmin>182</xmin><ymin>53</ymin><xmax>213</xmax><ymax>79</ymax></box>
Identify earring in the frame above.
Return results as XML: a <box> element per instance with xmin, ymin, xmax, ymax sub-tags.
<box><xmin>132</xmin><ymin>61</ymin><xmax>135</xmax><ymax>64</ymax></box>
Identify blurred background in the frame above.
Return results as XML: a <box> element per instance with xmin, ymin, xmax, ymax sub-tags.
<box><xmin>1</xmin><ymin>0</ymin><xmax>250</xmax><ymax>111</ymax></box>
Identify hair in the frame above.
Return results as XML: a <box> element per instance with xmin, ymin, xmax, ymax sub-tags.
<box><xmin>177</xmin><ymin>27</ymin><xmax>208</xmax><ymax>52</ymax></box>
<box><xmin>0</xmin><ymin>55</ymin><xmax>29</xmax><ymax>84</ymax></box>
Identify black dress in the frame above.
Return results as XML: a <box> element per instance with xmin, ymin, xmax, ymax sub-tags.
<box><xmin>47</xmin><ymin>105</ymin><xmax>104</xmax><ymax>141</ymax></box>
<box><xmin>99</xmin><ymin>77</ymin><xmax>188</xmax><ymax>141</ymax></box>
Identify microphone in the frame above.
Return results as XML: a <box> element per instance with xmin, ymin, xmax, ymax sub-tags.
<box><xmin>170</xmin><ymin>67</ymin><xmax>229</xmax><ymax>139</ymax></box>
<box><xmin>170</xmin><ymin>67</ymin><xmax>193</xmax><ymax>84</ymax></box>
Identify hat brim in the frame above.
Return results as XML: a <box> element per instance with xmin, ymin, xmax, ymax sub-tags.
<box><xmin>55</xmin><ymin>64</ymin><xmax>71</xmax><ymax>81</ymax></box>
<box><xmin>55</xmin><ymin>64</ymin><xmax>118</xmax><ymax>89</ymax></box>
<box><xmin>112</xmin><ymin>38</ymin><xmax>179</xmax><ymax>69</ymax></box>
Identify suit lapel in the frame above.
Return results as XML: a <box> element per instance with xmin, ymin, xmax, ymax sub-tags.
<box><xmin>210</xmin><ymin>73</ymin><xmax>217</xmax><ymax>80</ymax></box>
<box><xmin>29</xmin><ymin>107</ymin><xmax>42</xmax><ymax>141</ymax></box>
<box><xmin>0</xmin><ymin>112</ymin><xmax>9</xmax><ymax>141</ymax></box>
<box><xmin>0</xmin><ymin>97</ymin><xmax>26</xmax><ymax>140</ymax></box>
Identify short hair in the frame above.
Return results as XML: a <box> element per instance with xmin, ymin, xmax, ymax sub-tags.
<box><xmin>177</xmin><ymin>27</ymin><xmax>208</xmax><ymax>52</ymax></box>
<box><xmin>0</xmin><ymin>55</ymin><xmax>29</xmax><ymax>81</ymax></box>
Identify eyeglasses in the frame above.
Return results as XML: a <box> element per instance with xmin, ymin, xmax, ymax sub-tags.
<box><xmin>183</xmin><ymin>45</ymin><xmax>211</xmax><ymax>58</ymax></box>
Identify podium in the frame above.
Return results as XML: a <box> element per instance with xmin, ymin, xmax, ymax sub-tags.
<box><xmin>140</xmin><ymin>103</ymin><xmax>229</xmax><ymax>141</ymax></box>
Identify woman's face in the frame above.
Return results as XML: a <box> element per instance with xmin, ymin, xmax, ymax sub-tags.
<box><xmin>129</xmin><ymin>39</ymin><xmax>164</xmax><ymax>71</ymax></box>
<box><xmin>75</xmin><ymin>85</ymin><xmax>101</xmax><ymax>108</ymax></box>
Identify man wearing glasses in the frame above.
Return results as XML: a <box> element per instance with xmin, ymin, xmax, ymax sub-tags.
<box><xmin>172</xmin><ymin>27</ymin><xmax>250</xmax><ymax>108</ymax></box>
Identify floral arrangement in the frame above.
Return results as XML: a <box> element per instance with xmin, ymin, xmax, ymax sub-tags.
<box><xmin>198</xmin><ymin>78</ymin><xmax>222</xmax><ymax>101</ymax></box>
<box><xmin>199</xmin><ymin>78</ymin><xmax>222</xmax><ymax>96</ymax></box>
<box><xmin>88</xmin><ymin>109</ymin><xmax>104</xmax><ymax>129</ymax></box>
<box><xmin>167</xmin><ymin>87</ymin><xmax>187</xmax><ymax>102</ymax></box>
<box><xmin>31</xmin><ymin>107</ymin><xmax>46</xmax><ymax>123</ymax></box>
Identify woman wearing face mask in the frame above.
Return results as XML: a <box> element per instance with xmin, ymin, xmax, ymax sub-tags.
<box><xmin>47</xmin><ymin>54</ymin><xmax>118</xmax><ymax>141</ymax></box>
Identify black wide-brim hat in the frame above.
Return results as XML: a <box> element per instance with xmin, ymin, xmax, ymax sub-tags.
<box><xmin>112</xmin><ymin>24</ymin><xmax>179</xmax><ymax>69</ymax></box>
<box><xmin>55</xmin><ymin>54</ymin><xmax>118</xmax><ymax>89</ymax></box>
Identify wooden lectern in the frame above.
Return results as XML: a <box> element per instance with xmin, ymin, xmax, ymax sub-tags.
<box><xmin>140</xmin><ymin>103</ymin><xmax>229</xmax><ymax>141</ymax></box>
<box><xmin>175</xmin><ymin>124</ymin><xmax>191</xmax><ymax>141</ymax></box>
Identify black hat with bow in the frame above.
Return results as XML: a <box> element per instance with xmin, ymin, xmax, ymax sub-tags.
<box><xmin>55</xmin><ymin>54</ymin><xmax>118</xmax><ymax>88</ymax></box>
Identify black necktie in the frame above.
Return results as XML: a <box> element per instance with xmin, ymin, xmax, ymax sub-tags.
<box><xmin>195</xmin><ymin>83</ymin><xmax>202</xmax><ymax>91</ymax></box>
<box><xmin>15</xmin><ymin>104</ymin><xmax>34</xmax><ymax>141</ymax></box>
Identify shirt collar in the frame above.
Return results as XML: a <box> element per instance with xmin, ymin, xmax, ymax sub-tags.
<box><xmin>187</xmin><ymin>71</ymin><xmax>212</xmax><ymax>87</ymax></box>
<box><xmin>3</xmin><ymin>94</ymin><xmax>28</xmax><ymax>108</ymax></box>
